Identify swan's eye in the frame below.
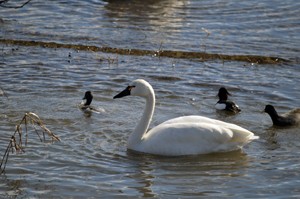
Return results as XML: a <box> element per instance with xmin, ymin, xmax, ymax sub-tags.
<box><xmin>128</xmin><ymin>86</ymin><xmax>135</xmax><ymax>91</ymax></box>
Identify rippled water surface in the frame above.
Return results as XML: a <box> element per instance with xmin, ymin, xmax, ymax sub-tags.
<box><xmin>1</xmin><ymin>0</ymin><xmax>300</xmax><ymax>198</ymax></box>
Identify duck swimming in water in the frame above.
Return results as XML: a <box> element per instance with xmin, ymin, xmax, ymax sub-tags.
<box><xmin>113</xmin><ymin>79</ymin><xmax>258</xmax><ymax>156</ymax></box>
<box><xmin>264</xmin><ymin>104</ymin><xmax>300</xmax><ymax>127</ymax></box>
<box><xmin>79</xmin><ymin>91</ymin><xmax>105</xmax><ymax>114</ymax></box>
<box><xmin>215</xmin><ymin>87</ymin><xmax>241</xmax><ymax>113</ymax></box>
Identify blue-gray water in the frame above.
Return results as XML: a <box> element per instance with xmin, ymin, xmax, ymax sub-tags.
<box><xmin>0</xmin><ymin>0</ymin><xmax>300</xmax><ymax>198</ymax></box>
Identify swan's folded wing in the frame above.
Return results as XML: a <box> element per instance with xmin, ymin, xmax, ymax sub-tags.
<box><xmin>160</xmin><ymin>115</ymin><xmax>257</xmax><ymax>138</ymax></box>
<box><xmin>141</xmin><ymin>122</ymin><xmax>255</xmax><ymax>155</ymax></box>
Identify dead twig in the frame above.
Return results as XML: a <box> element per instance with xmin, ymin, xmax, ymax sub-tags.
<box><xmin>0</xmin><ymin>112</ymin><xmax>60</xmax><ymax>174</ymax></box>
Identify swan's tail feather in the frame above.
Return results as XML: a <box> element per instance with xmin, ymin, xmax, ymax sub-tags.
<box><xmin>230</xmin><ymin>130</ymin><xmax>259</xmax><ymax>145</ymax></box>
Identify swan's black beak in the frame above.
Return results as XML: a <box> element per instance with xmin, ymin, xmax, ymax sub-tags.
<box><xmin>113</xmin><ymin>86</ymin><xmax>133</xmax><ymax>99</ymax></box>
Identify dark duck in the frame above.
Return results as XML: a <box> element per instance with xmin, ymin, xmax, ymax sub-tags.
<box><xmin>215</xmin><ymin>87</ymin><xmax>241</xmax><ymax>113</ymax></box>
<box><xmin>80</xmin><ymin>91</ymin><xmax>105</xmax><ymax>114</ymax></box>
<box><xmin>264</xmin><ymin>104</ymin><xmax>300</xmax><ymax>127</ymax></box>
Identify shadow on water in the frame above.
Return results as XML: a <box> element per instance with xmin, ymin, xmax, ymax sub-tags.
<box><xmin>127</xmin><ymin>149</ymin><xmax>250</xmax><ymax>168</ymax></box>
<box><xmin>264</xmin><ymin>124</ymin><xmax>300</xmax><ymax>147</ymax></box>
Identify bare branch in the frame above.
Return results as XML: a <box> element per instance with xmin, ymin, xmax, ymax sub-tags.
<box><xmin>0</xmin><ymin>112</ymin><xmax>60</xmax><ymax>174</ymax></box>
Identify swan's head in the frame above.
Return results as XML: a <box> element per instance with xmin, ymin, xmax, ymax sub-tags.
<box><xmin>217</xmin><ymin>87</ymin><xmax>231</xmax><ymax>101</ymax></box>
<box><xmin>113</xmin><ymin>79</ymin><xmax>153</xmax><ymax>99</ymax></box>
<box><xmin>83</xmin><ymin>91</ymin><xmax>93</xmax><ymax>105</ymax></box>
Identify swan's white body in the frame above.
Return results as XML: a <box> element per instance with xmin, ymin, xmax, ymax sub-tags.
<box><xmin>114</xmin><ymin>79</ymin><xmax>258</xmax><ymax>156</ymax></box>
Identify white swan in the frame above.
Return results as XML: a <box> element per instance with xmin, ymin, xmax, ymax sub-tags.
<box><xmin>113</xmin><ymin>79</ymin><xmax>258</xmax><ymax>156</ymax></box>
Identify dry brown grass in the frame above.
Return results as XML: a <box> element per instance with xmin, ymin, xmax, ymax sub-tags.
<box><xmin>0</xmin><ymin>112</ymin><xmax>60</xmax><ymax>174</ymax></box>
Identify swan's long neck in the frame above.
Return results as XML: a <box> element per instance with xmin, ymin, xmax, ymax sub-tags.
<box><xmin>128</xmin><ymin>88</ymin><xmax>155</xmax><ymax>148</ymax></box>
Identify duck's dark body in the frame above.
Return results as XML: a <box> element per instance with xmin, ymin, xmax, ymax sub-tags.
<box><xmin>264</xmin><ymin>105</ymin><xmax>300</xmax><ymax>126</ymax></box>
<box><xmin>215</xmin><ymin>87</ymin><xmax>241</xmax><ymax>113</ymax></box>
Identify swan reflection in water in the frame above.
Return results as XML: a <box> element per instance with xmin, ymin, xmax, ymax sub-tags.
<box><xmin>126</xmin><ymin>149</ymin><xmax>250</xmax><ymax>197</ymax></box>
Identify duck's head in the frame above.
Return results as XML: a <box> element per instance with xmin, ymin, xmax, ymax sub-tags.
<box><xmin>217</xmin><ymin>87</ymin><xmax>231</xmax><ymax>101</ymax></box>
<box><xmin>83</xmin><ymin>91</ymin><xmax>93</xmax><ymax>106</ymax></box>
<box><xmin>113</xmin><ymin>79</ymin><xmax>153</xmax><ymax>99</ymax></box>
<box><xmin>264</xmin><ymin>104</ymin><xmax>277</xmax><ymax>115</ymax></box>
